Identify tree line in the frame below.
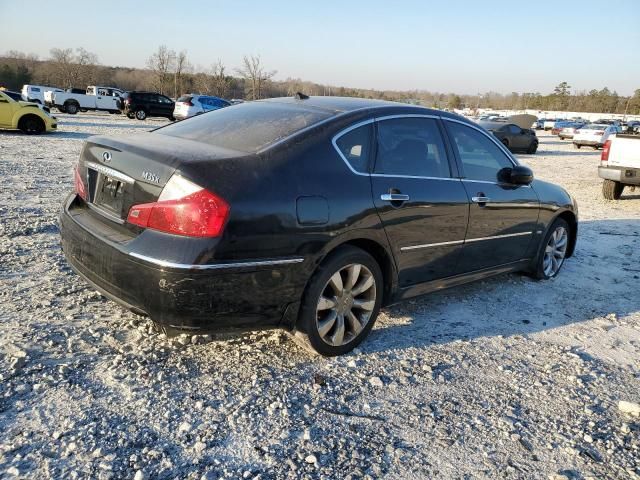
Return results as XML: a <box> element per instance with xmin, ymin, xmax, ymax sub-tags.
<box><xmin>1</xmin><ymin>47</ymin><xmax>639</xmax><ymax>115</ymax></box>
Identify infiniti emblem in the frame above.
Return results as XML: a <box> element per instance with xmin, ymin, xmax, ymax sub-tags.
<box><xmin>102</xmin><ymin>151</ymin><xmax>112</xmax><ymax>163</ymax></box>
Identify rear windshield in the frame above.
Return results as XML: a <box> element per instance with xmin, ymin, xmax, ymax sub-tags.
<box><xmin>156</xmin><ymin>101</ymin><xmax>333</xmax><ymax>153</ymax></box>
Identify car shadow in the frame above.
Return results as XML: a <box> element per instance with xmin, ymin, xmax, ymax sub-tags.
<box><xmin>353</xmin><ymin>218</ymin><xmax>640</xmax><ymax>355</ymax></box>
<box><xmin>529</xmin><ymin>149</ymin><xmax>600</xmax><ymax>157</ymax></box>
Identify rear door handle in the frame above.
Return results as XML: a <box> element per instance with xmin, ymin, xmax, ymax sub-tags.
<box><xmin>381</xmin><ymin>193</ymin><xmax>410</xmax><ymax>202</ymax></box>
<box><xmin>471</xmin><ymin>196</ymin><xmax>490</xmax><ymax>203</ymax></box>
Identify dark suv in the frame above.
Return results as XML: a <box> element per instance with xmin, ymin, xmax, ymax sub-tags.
<box><xmin>119</xmin><ymin>91</ymin><xmax>175</xmax><ymax>121</ymax></box>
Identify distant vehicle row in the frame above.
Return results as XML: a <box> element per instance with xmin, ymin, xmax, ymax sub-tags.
<box><xmin>19</xmin><ymin>84</ymin><xmax>232</xmax><ymax>121</ymax></box>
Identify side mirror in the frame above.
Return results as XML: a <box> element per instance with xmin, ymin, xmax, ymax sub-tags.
<box><xmin>510</xmin><ymin>165</ymin><xmax>534</xmax><ymax>185</ymax></box>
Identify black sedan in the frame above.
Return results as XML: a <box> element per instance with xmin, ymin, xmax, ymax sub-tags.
<box><xmin>480</xmin><ymin>122</ymin><xmax>539</xmax><ymax>154</ymax></box>
<box><xmin>60</xmin><ymin>96</ymin><xmax>577</xmax><ymax>356</ymax></box>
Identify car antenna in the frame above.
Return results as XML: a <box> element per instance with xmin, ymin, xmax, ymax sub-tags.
<box><xmin>294</xmin><ymin>92</ymin><xmax>309</xmax><ymax>100</ymax></box>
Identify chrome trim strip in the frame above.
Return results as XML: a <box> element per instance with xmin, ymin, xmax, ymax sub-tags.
<box><xmin>370</xmin><ymin>173</ymin><xmax>460</xmax><ymax>181</ymax></box>
<box><xmin>401</xmin><ymin>239</ymin><xmax>464</xmax><ymax>251</ymax></box>
<box><xmin>462</xmin><ymin>178</ymin><xmax>531</xmax><ymax>188</ymax></box>
<box><xmin>375</xmin><ymin>113</ymin><xmax>439</xmax><ymax>121</ymax></box>
<box><xmin>464</xmin><ymin>231</ymin><xmax>532</xmax><ymax>243</ymax></box>
<box><xmin>128</xmin><ymin>252</ymin><xmax>305</xmax><ymax>270</ymax></box>
<box><xmin>400</xmin><ymin>231</ymin><xmax>533</xmax><ymax>251</ymax></box>
<box><xmin>86</xmin><ymin>162</ymin><xmax>135</xmax><ymax>184</ymax></box>
<box><xmin>442</xmin><ymin>117</ymin><xmax>518</xmax><ymax>167</ymax></box>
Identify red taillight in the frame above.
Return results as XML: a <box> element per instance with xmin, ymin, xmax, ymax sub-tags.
<box><xmin>127</xmin><ymin>187</ymin><xmax>229</xmax><ymax>237</ymax></box>
<box><xmin>74</xmin><ymin>165</ymin><xmax>87</xmax><ymax>201</ymax></box>
<box><xmin>601</xmin><ymin>140</ymin><xmax>611</xmax><ymax>165</ymax></box>
<box><xmin>183</xmin><ymin>101</ymin><xmax>194</xmax><ymax>106</ymax></box>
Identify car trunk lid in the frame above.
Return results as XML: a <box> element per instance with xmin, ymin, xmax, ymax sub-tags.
<box><xmin>78</xmin><ymin>132</ymin><xmax>243</xmax><ymax>224</ymax></box>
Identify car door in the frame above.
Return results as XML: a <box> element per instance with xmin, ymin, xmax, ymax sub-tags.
<box><xmin>158</xmin><ymin>95</ymin><xmax>174</xmax><ymax>116</ymax></box>
<box><xmin>443</xmin><ymin>119</ymin><xmax>539</xmax><ymax>272</ymax></box>
<box><xmin>508</xmin><ymin>124</ymin><xmax>527</xmax><ymax>150</ymax></box>
<box><xmin>369</xmin><ymin>115</ymin><xmax>469</xmax><ymax>287</ymax></box>
<box><xmin>0</xmin><ymin>92</ymin><xmax>13</xmax><ymax>127</ymax></box>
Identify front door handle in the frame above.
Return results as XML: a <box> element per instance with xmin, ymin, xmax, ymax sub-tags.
<box><xmin>381</xmin><ymin>193</ymin><xmax>410</xmax><ymax>202</ymax></box>
<box><xmin>471</xmin><ymin>195</ymin><xmax>490</xmax><ymax>203</ymax></box>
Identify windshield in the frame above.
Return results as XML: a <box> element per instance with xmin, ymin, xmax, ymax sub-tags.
<box><xmin>156</xmin><ymin>101</ymin><xmax>333</xmax><ymax>153</ymax></box>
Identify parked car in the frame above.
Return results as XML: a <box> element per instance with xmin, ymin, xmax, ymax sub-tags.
<box><xmin>543</xmin><ymin>119</ymin><xmax>558</xmax><ymax>130</ymax></box>
<box><xmin>593</xmin><ymin>119</ymin><xmax>621</xmax><ymax>126</ymax></box>
<box><xmin>599</xmin><ymin>134</ymin><xmax>640</xmax><ymax>199</ymax></box>
<box><xmin>0</xmin><ymin>90</ymin><xmax>57</xmax><ymax>134</ymax></box>
<box><xmin>173</xmin><ymin>94</ymin><xmax>231</xmax><ymax>120</ymax></box>
<box><xmin>558</xmin><ymin>123</ymin><xmax>585</xmax><ymax>140</ymax></box>
<box><xmin>533</xmin><ymin>119</ymin><xmax>545</xmax><ymax>130</ymax></box>
<box><xmin>3</xmin><ymin>90</ymin><xmax>51</xmax><ymax>113</ymax></box>
<box><xmin>480</xmin><ymin>122</ymin><xmax>538</xmax><ymax>153</ymax></box>
<box><xmin>21</xmin><ymin>84</ymin><xmax>63</xmax><ymax>104</ymax></box>
<box><xmin>551</xmin><ymin>120</ymin><xmax>583</xmax><ymax>136</ymax></box>
<box><xmin>573</xmin><ymin>124</ymin><xmax>622</xmax><ymax>149</ymax></box>
<box><xmin>118</xmin><ymin>91</ymin><xmax>175</xmax><ymax>120</ymax></box>
<box><xmin>60</xmin><ymin>96</ymin><xmax>578</xmax><ymax>356</ymax></box>
<box><xmin>52</xmin><ymin>86</ymin><xmax>124</xmax><ymax>114</ymax></box>
<box><xmin>45</xmin><ymin>88</ymin><xmax>88</xmax><ymax>107</ymax></box>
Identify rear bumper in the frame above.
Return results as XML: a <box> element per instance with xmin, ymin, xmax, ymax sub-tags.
<box><xmin>599</xmin><ymin>166</ymin><xmax>640</xmax><ymax>185</ymax></box>
<box><xmin>59</xmin><ymin>194</ymin><xmax>308</xmax><ymax>332</ymax></box>
<box><xmin>573</xmin><ymin>140</ymin><xmax>601</xmax><ymax>147</ymax></box>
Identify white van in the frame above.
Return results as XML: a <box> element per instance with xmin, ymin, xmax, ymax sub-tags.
<box><xmin>21</xmin><ymin>85</ymin><xmax>63</xmax><ymax>104</ymax></box>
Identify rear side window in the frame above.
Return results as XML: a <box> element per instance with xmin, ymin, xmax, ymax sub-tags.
<box><xmin>32</xmin><ymin>87</ymin><xmax>40</xmax><ymax>92</ymax></box>
<box><xmin>157</xmin><ymin>101</ymin><xmax>332</xmax><ymax>153</ymax></box>
<box><xmin>374</xmin><ymin>117</ymin><xmax>450</xmax><ymax>178</ymax></box>
<box><xmin>334</xmin><ymin>123</ymin><xmax>373</xmax><ymax>173</ymax></box>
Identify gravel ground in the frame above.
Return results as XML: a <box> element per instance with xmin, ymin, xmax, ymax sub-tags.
<box><xmin>0</xmin><ymin>113</ymin><xmax>638</xmax><ymax>480</ymax></box>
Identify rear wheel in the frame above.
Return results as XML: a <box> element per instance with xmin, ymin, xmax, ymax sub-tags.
<box><xmin>602</xmin><ymin>179</ymin><xmax>624</xmax><ymax>200</ymax></box>
<box><xmin>127</xmin><ymin>112</ymin><xmax>135</xmax><ymax>119</ymax></box>
<box><xmin>135</xmin><ymin>109</ymin><xmax>147</xmax><ymax>120</ymax></box>
<box><xmin>574</xmin><ymin>143</ymin><xmax>581</xmax><ymax>149</ymax></box>
<box><xmin>65</xmin><ymin>102</ymin><xmax>79</xmax><ymax>115</ymax></box>
<box><xmin>532</xmin><ymin>218</ymin><xmax>570</xmax><ymax>280</ymax></box>
<box><xmin>527</xmin><ymin>141</ymin><xmax>538</xmax><ymax>154</ymax></box>
<box><xmin>293</xmin><ymin>246</ymin><xmax>383</xmax><ymax>356</ymax></box>
<box><xmin>18</xmin><ymin>115</ymin><xmax>45</xmax><ymax>134</ymax></box>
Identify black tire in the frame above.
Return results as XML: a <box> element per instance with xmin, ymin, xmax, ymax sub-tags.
<box><xmin>527</xmin><ymin>141</ymin><xmax>538</xmax><ymax>154</ymax></box>
<box><xmin>531</xmin><ymin>218</ymin><xmax>570</xmax><ymax>280</ymax></box>
<box><xmin>135</xmin><ymin>109</ymin><xmax>147</xmax><ymax>120</ymax></box>
<box><xmin>559</xmin><ymin>136</ymin><xmax>565</xmax><ymax>140</ymax></box>
<box><xmin>18</xmin><ymin>115</ymin><xmax>45</xmax><ymax>135</ymax></box>
<box><xmin>65</xmin><ymin>102</ymin><xmax>79</xmax><ymax>115</ymax></box>
<box><xmin>80</xmin><ymin>108</ymin><xmax>88</xmax><ymax>113</ymax></box>
<box><xmin>127</xmin><ymin>112</ymin><xmax>135</xmax><ymax>119</ymax></box>
<box><xmin>574</xmin><ymin>143</ymin><xmax>581</xmax><ymax>149</ymax></box>
<box><xmin>294</xmin><ymin>246</ymin><xmax>383</xmax><ymax>356</ymax></box>
<box><xmin>602</xmin><ymin>179</ymin><xmax>624</xmax><ymax>200</ymax></box>
<box><xmin>57</xmin><ymin>105</ymin><xmax>66</xmax><ymax>113</ymax></box>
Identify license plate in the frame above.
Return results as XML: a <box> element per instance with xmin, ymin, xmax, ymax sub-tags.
<box><xmin>93</xmin><ymin>174</ymin><xmax>125</xmax><ymax>214</ymax></box>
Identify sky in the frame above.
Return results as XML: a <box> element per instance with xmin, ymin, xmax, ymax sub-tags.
<box><xmin>1</xmin><ymin>0</ymin><xmax>639</xmax><ymax>95</ymax></box>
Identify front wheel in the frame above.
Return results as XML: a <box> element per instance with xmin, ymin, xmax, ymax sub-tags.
<box><xmin>602</xmin><ymin>179</ymin><xmax>624</xmax><ymax>200</ymax></box>
<box><xmin>573</xmin><ymin>143</ymin><xmax>581</xmax><ymax>149</ymax></box>
<box><xmin>294</xmin><ymin>246</ymin><xmax>383</xmax><ymax>356</ymax></box>
<box><xmin>135</xmin><ymin>109</ymin><xmax>147</xmax><ymax>120</ymax></box>
<box><xmin>527</xmin><ymin>142</ymin><xmax>538</xmax><ymax>154</ymax></box>
<box><xmin>19</xmin><ymin>116</ymin><xmax>45</xmax><ymax>134</ymax></box>
<box><xmin>65</xmin><ymin>102</ymin><xmax>79</xmax><ymax>114</ymax></box>
<box><xmin>531</xmin><ymin>218</ymin><xmax>570</xmax><ymax>280</ymax></box>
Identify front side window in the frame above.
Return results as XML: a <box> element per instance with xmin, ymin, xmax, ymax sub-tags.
<box><xmin>508</xmin><ymin>125</ymin><xmax>521</xmax><ymax>134</ymax></box>
<box><xmin>446</xmin><ymin>122</ymin><xmax>513</xmax><ymax>182</ymax></box>
<box><xmin>334</xmin><ymin>123</ymin><xmax>373</xmax><ymax>173</ymax></box>
<box><xmin>374</xmin><ymin>117</ymin><xmax>450</xmax><ymax>178</ymax></box>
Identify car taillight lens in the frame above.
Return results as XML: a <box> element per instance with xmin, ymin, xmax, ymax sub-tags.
<box><xmin>74</xmin><ymin>165</ymin><xmax>87</xmax><ymax>201</ymax></box>
<box><xmin>126</xmin><ymin>175</ymin><xmax>229</xmax><ymax>237</ymax></box>
<box><xmin>601</xmin><ymin>140</ymin><xmax>611</xmax><ymax>165</ymax></box>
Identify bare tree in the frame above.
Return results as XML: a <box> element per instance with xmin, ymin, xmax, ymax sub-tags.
<box><xmin>173</xmin><ymin>50</ymin><xmax>190</xmax><ymax>98</ymax></box>
<box><xmin>47</xmin><ymin>47</ymin><xmax>98</xmax><ymax>88</ymax></box>
<box><xmin>236</xmin><ymin>55</ymin><xmax>276</xmax><ymax>100</ymax></box>
<box><xmin>146</xmin><ymin>45</ymin><xmax>175</xmax><ymax>95</ymax></box>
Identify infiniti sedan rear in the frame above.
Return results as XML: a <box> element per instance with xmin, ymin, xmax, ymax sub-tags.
<box><xmin>60</xmin><ymin>97</ymin><xmax>578</xmax><ymax>356</ymax></box>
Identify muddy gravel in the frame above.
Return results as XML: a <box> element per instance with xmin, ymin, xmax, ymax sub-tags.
<box><xmin>0</xmin><ymin>113</ymin><xmax>638</xmax><ymax>479</ymax></box>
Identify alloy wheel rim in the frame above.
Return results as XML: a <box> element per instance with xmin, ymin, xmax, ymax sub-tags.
<box><xmin>543</xmin><ymin>226</ymin><xmax>568</xmax><ymax>277</ymax></box>
<box><xmin>316</xmin><ymin>263</ymin><xmax>376</xmax><ymax>346</ymax></box>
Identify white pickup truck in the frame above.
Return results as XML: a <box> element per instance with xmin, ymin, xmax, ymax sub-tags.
<box><xmin>51</xmin><ymin>86</ymin><xmax>124</xmax><ymax>114</ymax></box>
<box><xmin>599</xmin><ymin>134</ymin><xmax>640</xmax><ymax>199</ymax></box>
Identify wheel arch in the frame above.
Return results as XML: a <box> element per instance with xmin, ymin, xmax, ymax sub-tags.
<box><xmin>17</xmin><ymin>113</ymin><xmax>45</xmax><ymax>130</ymax></box>
<box><xmin>556</xmin><ymin>210</ymin><xmax>578</xmax><ymax>258</ymax></box>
